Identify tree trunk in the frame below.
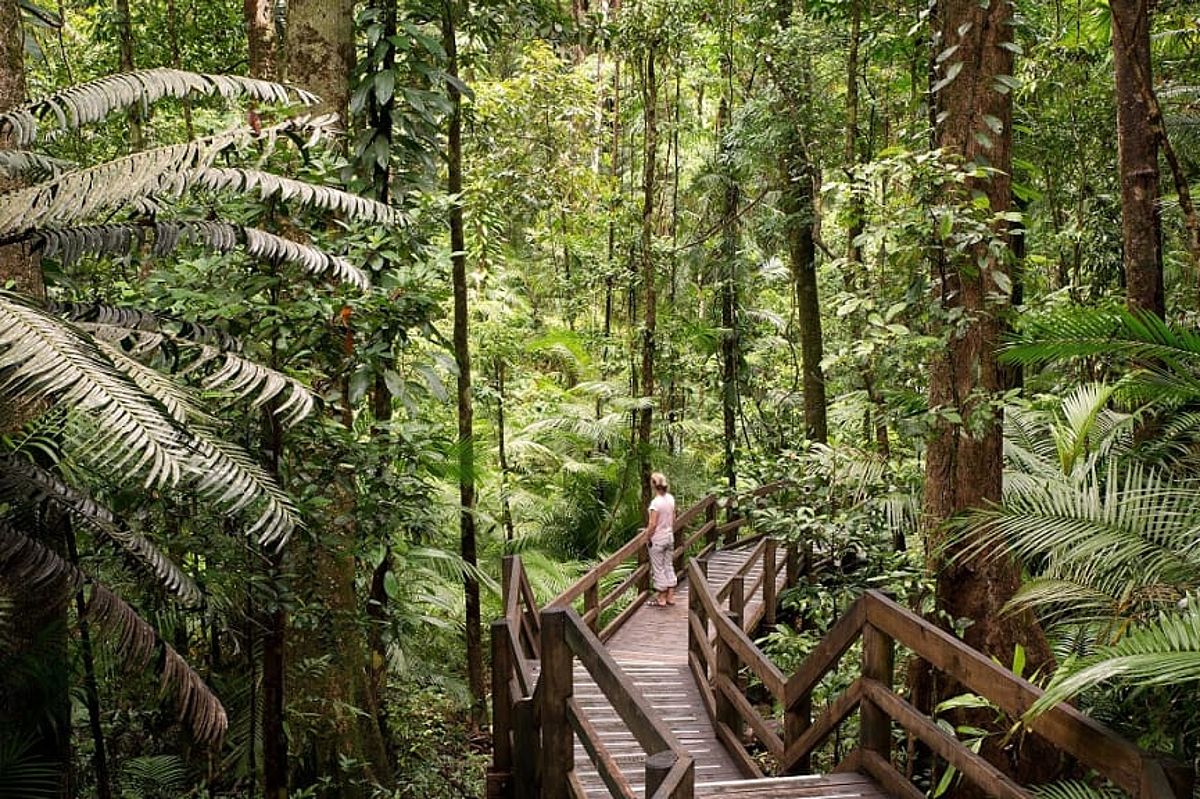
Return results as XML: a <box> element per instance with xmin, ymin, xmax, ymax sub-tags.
<box><xmin>285</xmin><ymin>0</ymin><xmax>354</xmax><ymax>119</ymax></box>
<box><xmin>779</xmin><ymin>133</ymin><xmax>828</xmax><ymax>444</ymax></box>
<box><xmin>637</xmin><ymin>43</ymin><xmax>659</xmax><ymax>513</ymax></box>
<box><xmin>496</xmin><ymin>362</ymin><xmax>516</xmax><ymax>541</ymax></box>
<box><xmin>924</xmin><ymin>0</ymin><xmax>1058</xmax><ymax>784</ymax></box>
<box><xmin>443</xmin><ymin>0</ymin><xmax>485</xmax><ymax>728</ymax></box>
<box><xmin>718</xmin><ymin>93</ymin><xmax>739</xmax><ymax>493</ymax></box>
<box><xmin>114</xmin><ymin>0</ymin><xmax>143</xmax><ymax>150</ymax></box>
<box><xmin>0</xmin><ymin>13</ymin><xmax>70</xmax><ymax>795</ymax></box>
<box><xmin>1110</xmin><ymin>0</ymin><xmax>1163</xmax><ymax>316</ymax></box>
<box><xmin>245</xmin><ymin>0</ymin><xmax>278</xmax><ymax>81</ymax></box>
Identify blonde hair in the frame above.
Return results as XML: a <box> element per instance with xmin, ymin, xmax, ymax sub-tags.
<box><xmin>650</xmin><ymin>472</ymin><xmax>669</xmax><ymax>492</ymax></box>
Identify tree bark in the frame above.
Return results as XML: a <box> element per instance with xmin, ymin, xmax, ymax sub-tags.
<box><xmin>443</xmin><ymin>0</ymin><xmax>485</xmax><ymax>728</ymax></box>
<box><xmin>637</xmin><ymin>43</ymin><xmax>659</xmax><ymax>513</ymax></box>
<box><xmin>285</xmin><ymin>0</ymin><xmax>354</xmax><ymax>119</ymax></box>
<box><xmin>245</xmin><ymin>0</ymin><xmax>278</xmax><ymax>81</ymax></box>
<box><xmin>114</xmin><ymin>0</ymin><xmax>143</xmax><ymax>150</ymax></box>
<box><xmin>924</xmin><ymin>0</ymin><xmax>1058</xmax><ymax>784</ymax></box>
<box><xmin>1110</xmin><ymin>0</ymin><xmax>1163</xmax><ymax>316</ymax></box>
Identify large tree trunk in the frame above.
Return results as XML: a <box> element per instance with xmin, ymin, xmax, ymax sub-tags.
<box><xmin>0</xmin><ymin>9</ymin><xmax>69</xmax><ymax>793</ymax></box>
<box><xmin>245</xmin><ymin>0</ymin><xmax>278</xmax><ymax>81</ymax></box>
<box><xmin>924</xmin><ymin>0</ymin><xmax>1057</xmax><ymax>784</ymax></box>
<box><xmin>1110</xmin><ymin>0</ymin><xmax>1163</xmax><ymax>316</ymax></box>
<box><xmin>285</xmin><ymin>0</ymin><xmax>354</xmax><ymax>119</ymax></box>
<box><xmin>443</xmin><ymin>0</ymin><xmax>485</xmax><ymax>728</ymax></box>
<box><xmin>283</xmin><ymin>6</ymin><xmax>394</xmax><ymax>794</ymax></box>
<box><xmin>637</xmin><ymin>43</ymin><xmax>659</xmax><ymax>513</ymax></box>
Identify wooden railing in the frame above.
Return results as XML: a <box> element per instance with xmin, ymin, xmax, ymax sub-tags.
<box><xmin>547</xmin><ymin>482</ymin><xmax>790</xmax><ymax>641</ymax></box>
<box><xmin>489</xmin><ymin>556</ymin><xmax>542</xmax><ymax>799</ymax></box>
<box><xmin>687</xmin><ymin>570</ymin><xmax>1190</xmax><ymax>799</ymax></box>
<box><xmin>540</xmin><ymin>606</ymin><xmax>695</xmax><ymax>799</ymax></box>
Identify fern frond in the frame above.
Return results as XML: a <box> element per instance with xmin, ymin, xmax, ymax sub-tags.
<box><xmin>0</xmin><ymin>291</ymin><xmax>189</xmax><ymax>486</ymax></box>
<box><xmin>35</xmin><ymin>221</ymin><xmax>368</xmax><ymax>290</ymax></box>
<box><xmin>0</xmin><ymin>522</ymin><xmax>226</xmax><ymax>744</ymax></box>
<box><xmin>0</xmin><ymin>456</ymin><xmax>202</xmax><ymax>605</ymax></box>
<box><xmin>1034</xmin><ymin>780</ymin><xmax>1124</xmax><ymax>799</ymax></box>
<box><xmin>185</xmin><ymin>346</ymin><xmax>316</xmax><ymax>427</ymax></box>
<box><xmin>0</xmin><ymin>67</ymin><xmax>317</xmax><ymax>146</ymax></box>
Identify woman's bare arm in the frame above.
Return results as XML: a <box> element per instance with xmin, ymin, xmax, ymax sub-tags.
<box><xmin>643</xmin><ymin>509</ymin><xmax>659</xmax><ymax>541</ymax></box>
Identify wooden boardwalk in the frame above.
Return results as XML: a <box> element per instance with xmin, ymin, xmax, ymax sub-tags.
<box><xmin>565</xmin><ymin>544</ymin><xmax>882</xmax><ymax>798</ymax></box>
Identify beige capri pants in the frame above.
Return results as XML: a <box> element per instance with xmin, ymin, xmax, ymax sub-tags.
<box><xmin>648</xmin><ymin>536</ymin><xmax>677</xmax><ymax>591</ymax></box>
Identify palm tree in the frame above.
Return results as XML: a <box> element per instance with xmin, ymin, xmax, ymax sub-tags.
<box><xmin>0</xmin><ymin>67</ymin><xmax>393</xmax><ymax>753</ymax></box>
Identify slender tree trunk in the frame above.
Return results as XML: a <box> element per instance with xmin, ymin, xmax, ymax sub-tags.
<box><xmin>0</xmin><ymin>0</ymin><xmax>39</xmax><ymax>300</ymax></box>
<box><xmin>924</xmin><ymin>0</ymin><xmax>1058</xmax><ymax>784</ymax></box>
<box><xmin>114</xmin><ymin>0</ymin><xmax>142</xmax><ymax>150</ymax></box>
<box><xmin>1110</xmin><ymin>0</ymin><xmax>1163</xmax><ymax>316</ymax></box>
<box><xmin>779</xmin><ymin>133</ymin><xmax>828</xmax><ymax>444</ymax></box>
<box><xmin>637</xmin><ymin>43</ymin><xmax>659</xmax><ymax>513</ymax></box>
<box><xmin>717</xmin><ymin>91</ymin><xmax>739</xmax><ymax>492</ymax></box>
<box><xmin>443</xmin><ymin>0</ymin><xmax>485</xmax><ymax>728</ymax></box>
<box><xmin>496</xmin><ymin>362</ymin><xmax>516</xmax><ymax>541</ymax></box>
<box><xmin>245</xmin><ymin>0</ymin><xmax>278</xmax><ymax>81</ymax></box>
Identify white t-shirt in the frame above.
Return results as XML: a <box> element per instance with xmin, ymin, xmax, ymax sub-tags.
<box><xmin>649</xmin><ymin>493</ymin><xmax>676</xmax><ymax>546</ymax></box>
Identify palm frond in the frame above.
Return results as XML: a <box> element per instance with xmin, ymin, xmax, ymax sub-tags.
<box><xmin>0</xmin><ymin>522</ymin><xmax>227</xmax><ymax>744</ymax></box>
<box><xmin>0</xmin><ymin>291</ymin><xmax>190</xmax><ymax>487</ymax></box>
<box><xmin>193</xmin><ymin>167</ymin><xmax>398</xmax><ymax>225</ymax></box>
<box><xmin>56</xmin><ymin>301</ymin><xmax>317</xmax><ymax>426</ymax></box>
<box><xmin>0</xmin><ymin>456</ymin><xmax>202</xmax><ymax>605</ymax></box>
<box><xmin>0</xmin><ymin>150</ymin><xmax>73</xmax><ymax>180</ymax></box>
<box><xmin>0</xmin><ymin>117</ymin><xmax>354</xmax><ymax>236</ymax></box>
<box><xmin>1034</xmin><ymin>780</ymin><xmax>1124</xmax><ymax>799</ymax></box>
<box><xmin>1027</xmin><ymin>611</ymin><xmax>1200</xmax><ymax>719</ymax></box>
<box><xmin>35</xmin><ymin>221</ymin><xmax>369</xmax><ymax>289</ymax></box>
<box><xmin>0</xmin><ymin>67</ymin><xmax>317</xmax><ymax>146</ymax></box>
<box><xmin>186</xmin><ymin>434</ymin><xmax>299</xmax><ymax>546</ymax></box>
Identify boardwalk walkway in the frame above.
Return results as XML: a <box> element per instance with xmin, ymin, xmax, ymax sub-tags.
<box><xmin>567</xmin><ymin>546</ymin><xmax>887</xmax><ymax>798</ymax></box>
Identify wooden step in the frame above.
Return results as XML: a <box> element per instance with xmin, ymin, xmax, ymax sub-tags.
<box><xmin>696</xmin><ymin>772</ymin><xmax>889</xmax><ymax>798</ymax></box>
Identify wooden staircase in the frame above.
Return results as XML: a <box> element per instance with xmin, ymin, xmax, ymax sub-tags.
<box><xmin>488</xmin><ymin>485</ymin><xmax>1192</xmax><ymax>799</ymax></box>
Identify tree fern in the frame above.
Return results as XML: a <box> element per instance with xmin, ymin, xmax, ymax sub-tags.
<box><xmin>0</xmin><ymin>67</ymin><xmax>317</xmax><ymax>146</ymax></box>
<box><xmin>0</xmin><ymin>522</ymin><xmax>226</xmax><ymax>743</ymax></box>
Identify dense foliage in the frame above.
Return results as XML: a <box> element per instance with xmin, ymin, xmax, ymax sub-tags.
<box><xmin>1</xmin><ymin>0</ymin><xmax>1198</xmax><ymax>797</ymax></box>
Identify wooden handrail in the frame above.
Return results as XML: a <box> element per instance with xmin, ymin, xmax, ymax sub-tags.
<box><xmin>540</xmin><ymin>606</ymin><xmax>694</xmax><ymax>799</ymax></box>
<box><xmin>685</xmin><ymin>563</ymin><xmax>1190</xmax><ymax>799</ymax></box>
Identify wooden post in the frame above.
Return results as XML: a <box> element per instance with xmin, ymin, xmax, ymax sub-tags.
<box><xmin>785</xmin><ymin>541</ymin><xmax>799</xmax><ymax>588</ymax></box>
<box><xmin>502</xmin><ymin>555</ymin><xmax>516</xmax><ymax>605</ymax></box>
<box><xmin>763</xmin><ymin>537</ymin><xmax>778</xmax><ymax>629</ymax></box>
<box><xmin>860</xmin><ymin>623</ymin><xmax>895</xmax><ymax>759</ymax></box>
<box><xmin>802</xmin><ymin>539</ymin><xmax>813</xmax><ymax>580</ymax></box>
<box><xmin>584</xmin><ymin>584</ymin><xmax>599</xmax><ymax>633</ymax></box>
<box><xmin>646</xmin><ymin>751</ymin><xmax>676</xmax><ymax>796</ymax></box>
<box><xmin>539</xmin><ymin>608</ymin><xmax>574</xmax><ymax>798</ymax></box>
<box><xmin>689</xmin><ymin>559</ymin><xmax>710</xmax><ymax>677</ymax></box>
<box><xmin>706</xmin><ymin>502</ymin><xmax>718</xmax><ymax>548</ymax></box>
<box><xmin>784</xmin><ymin>692</ymin><xmax>813</xmax><ymax>775</ymax></box>
<box><xmin>715</xmin><ymin>576</ymin><xmax>744</xmax><ymax>734</ymax></box>
<box><xmin>490</xmin><ymin>620</ymin><xmax>513</xmax><ymax>778</ymax></box>
<box><xmin>638</xmin><ymin>539</ymin><xmax>650</xmax><ymax>593</ymax></box>
<box><xmin>512</xmin><ymin>697</ymin><xmax>539</xmax><ymax>799</ymax></box>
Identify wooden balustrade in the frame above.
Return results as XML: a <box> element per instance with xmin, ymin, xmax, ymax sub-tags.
<box><xmin>685</xmin><ymin>565</ymin><xmax>1190</xmax><ymax>799</ymax></box>
<box><xmin>540</xmin><ymin>606</ymin><xmax>695</xmax><ymax>799</ymax></box>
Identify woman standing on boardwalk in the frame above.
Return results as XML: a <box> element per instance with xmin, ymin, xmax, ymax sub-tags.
<box><xmin>643</xmin><ymin>472</ymin><xmax>678</xmax><ymax>607</ymax></box>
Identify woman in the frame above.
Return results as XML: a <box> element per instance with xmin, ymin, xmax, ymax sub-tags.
<box><xmin>642</xmin><ymin>472</ymin><xmax>677</xmax><ymax>607</ymax></box>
